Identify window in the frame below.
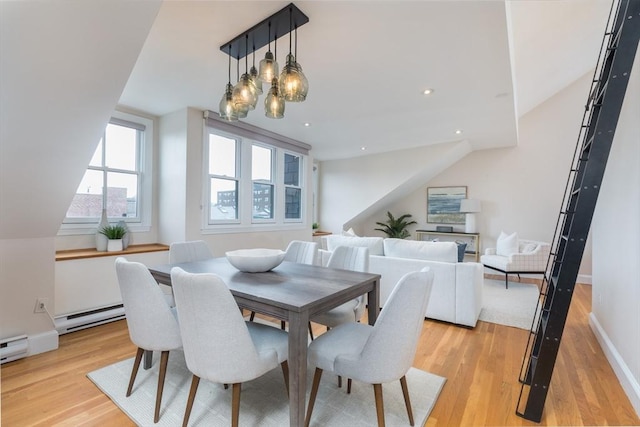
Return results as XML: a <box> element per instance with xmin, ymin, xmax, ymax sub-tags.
<box><xmin>252</xmin><ymin>144</ymin><xmax>274</xmax><ymax>220</ymax></box>
<box><xmin>208</xmin><ymin>134</ymin><xmax>239</xmax><ymax>222</ymax></box>
<box><xmin>284</xmin><ymin>153</ymin><xmax>302</xmax><ymax>220</ymax></box>
<box><xmin>62</xmin><ymin>111</ymin><xmax>152</xmax><ymax>232</ymax></box>
<box><xmin>203</xmin><ymin>112</ymin><xmax>310</xmax><ymax>231</ymax></box>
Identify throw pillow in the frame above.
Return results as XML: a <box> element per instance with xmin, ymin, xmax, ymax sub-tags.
<box><xmin>496</xmin><ymin>231</ymin><xmax>518</xmax><ymax>256</ymax></box>
<box><xmin>520</xmin><ymin>242</ymin><xmax>537</xmax><ymax>253</ymax></box>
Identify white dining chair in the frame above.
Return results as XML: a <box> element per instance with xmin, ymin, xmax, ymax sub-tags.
<box><xmin>250</xmin><ymin>240</ymin><xmax>320</xmax><ymax>328</ymax></box>
<box><xmin>114</xmin><ymin>257</ymin><xmax>183</xmax><ymax>424</ymax></box>
<box><xmin>166</xmin><ymin>241</ymin><xmax>214</xmax><ymax>307</ymax></box>
<box><xmin>170</xmin><ymin>267</ymin><xmax>290</xmax><ymax>427</ymax></box>
<box><xmin>311</xmin><ymin>245</ymin><xmax>370</xmax><ymax>330</ymax></box>
<box><xmin>304</xmin><ymin>268</ymin><xmax>435</xmax><ymax>427</ymax></box>
<box><xmin>284</xmin><ymin>240</ymin><xmax>319</xmax><ymax>265</ymax></box>
<box><xmin>169</xmin><ymin>240</ymin><xmax>213</xmax><ymax>264</ymax></box>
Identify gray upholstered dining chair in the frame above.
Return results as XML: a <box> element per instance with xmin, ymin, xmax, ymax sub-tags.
<box><xmin>170</xmin><ymin>267</ymin><xmax>290</xmax><ymax>427</ymax></box>
<box><xmin>169</xmin><ymin>240</ymin><xmax>213</xmax><ymax>263</ymax></box>
<box><xmin>311</xmin><ymin>245</ymin><xmax>370</xmax><ymax>330</ymax></box>
<box><xmin>304</xmin><ymin>268</ymin><xmax>434</xmax><ymax>427</ymax></box>
<box><xmin>283</xmin><ymin>240</ymin><xmax>319</xmax><ymax>265</ymax></box>
<box><xmin>166</xmin><ymin>240</ymin><xmax>214</xmax><ymax>306</ymax></box>
<box><xmin>114</xmin><ymin>257</ymin><xmax>182</xmax><ymax>424</ymax></box>
<box><xmin>249</xmin><ymin>240</ymin><xmax>320</xmax><ymax>328</ymax></box>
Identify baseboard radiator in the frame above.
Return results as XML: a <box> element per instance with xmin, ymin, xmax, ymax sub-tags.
<box><xmin>1</xmin><ymin>335</ymin><xmax>28</xmax><ymax>364</ymax></box>
<box><xmin>55</xmin><ymin>304</ymin><xmax>125</xmax><ymax>335</ymax></box>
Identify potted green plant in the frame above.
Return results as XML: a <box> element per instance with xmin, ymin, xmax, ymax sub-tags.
<box><xmin>375</xmin><ymin>211</ymin><xmax>417</xmax><ymax>239</ymax></box>
<box><xmin>99</xmin><ymin>224</ymin><xmax>127</xmax><ymax>252</ymax></box>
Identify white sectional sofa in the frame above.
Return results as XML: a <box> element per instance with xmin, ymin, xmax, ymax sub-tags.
<box><xmin>319</xmin><ymin>235</ymin><xmax>483</xmax><ymax>327</ymax></box>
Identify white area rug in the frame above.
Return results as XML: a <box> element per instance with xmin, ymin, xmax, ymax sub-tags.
<box><xmin>479</xmin><ymin>279</ymin><xmax>541</xmax><ymax>330</ymax></box>
<box><xmin>88</xmin><ymin>350</ymin><xmax>446</xmax><ymax>427</ymax></box>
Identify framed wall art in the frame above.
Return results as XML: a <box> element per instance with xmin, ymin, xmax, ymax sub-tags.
<box><xmin>427</xmin><ymin>186</ymin><xmax>467</xmax><ymax>224</ymax></box>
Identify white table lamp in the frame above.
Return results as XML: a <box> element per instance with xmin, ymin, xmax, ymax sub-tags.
<box><xmin>459</xmin><ymin>199</ymin><xmax>481</xmax><ymax>233</ymax></box>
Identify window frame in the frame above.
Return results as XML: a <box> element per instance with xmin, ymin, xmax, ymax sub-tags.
<box><xmin>58</xmin><ymin>110</ymin><xmax>153</xmax><ymax>235</ymax></box>
<box><xmin>251</xmin><ymin>143</ymin><xmax>276</xmax><ymax>223</ymax></box>
<box><xmin>283</xmin><ymin>151</ymin><xmax>303</xmax><ymax>222</ymax></box>
<box><xmin>202</xmin><ymin>115</ymin><xmax>309</xmax><ymax>233</ymax></box>
<box><xmin>206</xmin><ymin>130</ymin><xmax>241</xmax><ymax>225</ymax></box>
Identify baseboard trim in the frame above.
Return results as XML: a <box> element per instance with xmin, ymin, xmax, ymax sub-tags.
<box><xmin>27</xmin><ymin>329</ymin><xmax>59</xmax><ymax>357</ymax></box>
<box><xmin>577</xmin><ymin>274</ymin><xmax>592</xmax><ymax>284</ymax></box>
<box><xmin>589</xmin><ymin>313</ymin><xmax>640</xmax><ymax>418</ymax></box>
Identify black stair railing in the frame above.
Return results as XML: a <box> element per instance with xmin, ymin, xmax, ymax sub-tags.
<box><xmin>515</xmin><ymin>0</ymin><xmax>640</xmax><ymax>422</ymax></box>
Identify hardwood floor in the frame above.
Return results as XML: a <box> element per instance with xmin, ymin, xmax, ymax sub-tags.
<box><xmin>2</xmin><ymin>283</ymin><xmax>639</xmax><ymax>426</ymax></box>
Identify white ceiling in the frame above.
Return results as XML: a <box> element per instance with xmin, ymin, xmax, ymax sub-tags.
<box><xmin>119</xmin><ymin>1</ymin><xmax>610</xmax><ymax>161</ymax></box>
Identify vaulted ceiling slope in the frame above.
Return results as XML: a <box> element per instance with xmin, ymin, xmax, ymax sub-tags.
<box><xmin>0</xmin><ymin>1</ymin><xmax>162</xmax><ymax>239</ymax></box>
<box><xmin>0</xmin><ymin>1</ymin><xmax>611</xmax><ymax>239</ymax></box>
<box><xmin>119</xmin><ymin>1</ymin><xmax>610</xmax><ymax>161</ymax></box>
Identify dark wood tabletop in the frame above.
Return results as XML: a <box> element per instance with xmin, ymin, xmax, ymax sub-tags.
<box><xmin>148</xmin><ymin>257</ymin><xmax>381</xmax><ymax>427</ymax></box>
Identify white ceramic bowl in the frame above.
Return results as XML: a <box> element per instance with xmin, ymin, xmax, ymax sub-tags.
<box><xmin>225</xmin><ymin>248</ymin><xmax>286</xmax><ymax>273</ymax></box>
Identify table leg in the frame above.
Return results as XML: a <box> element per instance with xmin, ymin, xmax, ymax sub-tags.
<box><xmin>367</xmin><ymin>278</ymin><xmax>380</xmax><ymax>326</ymax></box>
<box><xmin>143</xmin><ymin>350</ymin><xmax>152</xmax><ymax>369</ymax></box>
<box><xmin>288</xmin><ymin>311</ymin><xmax>309</xmax><ymax>427</ymax></box>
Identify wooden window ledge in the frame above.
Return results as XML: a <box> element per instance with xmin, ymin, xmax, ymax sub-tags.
<box><xmin>56</xmin><ymin>244</ymin><xmax>169</xmax><ymax>262</ymax></box>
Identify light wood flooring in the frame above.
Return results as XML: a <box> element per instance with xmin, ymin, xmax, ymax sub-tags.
<box><xmin>2</xmin><ymin>282</ymin><xmax>639</xmax><ymax>426</ymax></box>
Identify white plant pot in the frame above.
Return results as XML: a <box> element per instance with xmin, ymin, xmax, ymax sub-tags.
<box><xmin>107</xmin><ymin>239</ymin><xmax>123</xmax><ymax>252</ymax></box>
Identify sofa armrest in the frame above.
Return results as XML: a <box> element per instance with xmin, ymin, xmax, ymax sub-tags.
<box><xmin>485</xmin><ymin>247</ymin><xmax>496</xmax><ymax>255</ymax></box>
<box><xmin>454</xmin><ymin>262</ymin><xmax>483</xmax><ymax>327</ymax></box>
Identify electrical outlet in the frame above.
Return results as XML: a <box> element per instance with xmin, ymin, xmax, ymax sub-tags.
<box><xmin>34</xmin><ymin>297</ymin><xmax>49</xmax><ymax>313</ymax></box>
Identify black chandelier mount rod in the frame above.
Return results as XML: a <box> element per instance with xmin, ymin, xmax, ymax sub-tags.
<box><xmin>220</xmin><ymin>3</ymin><xmax>309</xmax><ymax>60</ymax></box>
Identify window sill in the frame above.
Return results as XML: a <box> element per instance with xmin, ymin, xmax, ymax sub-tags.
<box><xmin>55</xmin><ymin>243</ymin><xmax>169</xmax><ymax>261</ymax></box>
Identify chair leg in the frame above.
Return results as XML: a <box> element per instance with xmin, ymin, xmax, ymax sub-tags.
<box><xmin>347</xmin><ymin>378</ymin><xmax>352</xmax><ymax>394</ymax></box>
<box><xmin>249</xmin><ymin>311</ymin><xmax>256</xmax><ymax>321</ymax></box>
<box><xmin>281</xmin><ymin>361</ymin><xmax>290</xmax><ymax>397</ymax></box>
<box><xmin>308</xmin><ymin>322</ymin><xmax>314</xmax><ymax>341</ymax></box>
<box><xmin>373</xmin><ymin>383</ymin><xmax>385</xmax><ymax>427</ymax></box>
<box><xmin>399</xmin><ymin>375</ymin><xmax>415</xmax><ymax>426</ymax></box>
<box><xmin>154</xmin><ymin>350</ymin><xmax>170</xmax><ymax>423</ymax></box>
<box><xmin>182</xmin><ymin>375</ymin><xmax>200</xmax><ymax>427</ymax></box>
<box><xmin>231</xmin><ymin>383</ymin><xmax>241</xmax><ymax>427</ymax></box>
<box><xmin>281</xmin><ymin>320</ymin><xmax>286</xmax><ymax>330</ymax></box>
<box><xmin>304</xmin><ymin>368</ymin><xmax>323</xmax><ymax>427</ymax></box>
<box><xmin>505</xmin><ymin>273</ymin><xmax>508</xmax><ymax>289</ymax></box>
<box><xmin>338</xmin><ymin>375</ymin><xmax>342</xmax><ymax>388</ymax></box>
<box><xmin>126</xmin><ymin>347</ymin><xmax>144</xmax><ymax>397</ymax></box>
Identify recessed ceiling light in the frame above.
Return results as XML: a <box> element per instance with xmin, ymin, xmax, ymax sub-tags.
<box><xmin>455</xmin><ymin>129</ymin><xmax>463</xmax><ymax>135</ymax></box>
<box><xmin>304</xmin><ymin>122</ymin><xmax>311</xmax><ymax>127</ymax></box>
<box><xmin>361</xmin><ymin>146</ymin><xmax>367</xmax><ymax>151</ymax></box>
<box><xmin>423</xmin><ymin>88</ymin><xmax>434</xmax><ymax>95</ymax></box>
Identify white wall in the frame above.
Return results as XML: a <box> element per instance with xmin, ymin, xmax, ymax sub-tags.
<box><xmin>156</xmin><ymin>107</ymin><xmax>314</xmax><ymax>255</ymax></box>
<box><xmin>591</xmin><ymin>44</ymin><xmax>640</xmax><ymax>416</ymax></box>
<box><xmin>158</xmin><ymin>108</ymin><xmax>190</xmax><ymax>244</ymax></box>
<box><xmin>0</xmin><ymin>2</ymin><xmax>161</xmax><ymax>354</ymax></box>
<box><xmin>323</xmin><ymin>71</ymin><xmax>594</xmax><ymax>279</ymax></box>
<box><xmin>318</xmin><ymin>141</ymin><xmax>473</xmax><ymax>235</ymax></box>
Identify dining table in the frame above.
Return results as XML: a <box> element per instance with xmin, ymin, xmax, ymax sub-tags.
<box><xmin>148</xmin><ymin>257</ymin><xmax>381</xmax><ymax>427</ymax></box>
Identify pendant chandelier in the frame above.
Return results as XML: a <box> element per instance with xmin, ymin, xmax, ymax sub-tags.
<box><xmin>217</xmin><ymin>3</ymin><xmax>309</xmax><ymax>120</ymax></box>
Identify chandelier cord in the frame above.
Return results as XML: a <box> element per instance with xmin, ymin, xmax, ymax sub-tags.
<box><xmin>245</xmin><ymin>35</ymin><xmax>249</xmax><ymax>73</ymax></box>
<box><xmin>227</xmin><ymin>45</ymin><xmax>232</xmax><ymax>83</ymax></box>
<box><xmin>288</xmin><ymin>7</ymin><xmax>293</xmax><ymax>55</ymax></box>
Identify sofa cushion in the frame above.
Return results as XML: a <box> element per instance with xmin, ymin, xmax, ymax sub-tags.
<box><xmin>520</xmin><ymin>242</ymin><xmax>537</xmax><ymax>253</ymax></box>
<box><xmin>325</xmin><ymin>235</ymin><xmax>385</xmax><ymax>256</ymax></box>
<box><xmin>383</xmin><ymin>238</ymin><xmax>457</xmax><ymax>263</ymax></box>
<box><xmin>496</xmin><ymin>231</ymin><xmax>518</xmax><ymax>256</ymax></box>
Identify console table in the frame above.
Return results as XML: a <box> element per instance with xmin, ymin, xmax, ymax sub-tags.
<box><xmin>416</xmin><ymin>230</ymin><xmax>480</xmax><ymax>262</ymax></box>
